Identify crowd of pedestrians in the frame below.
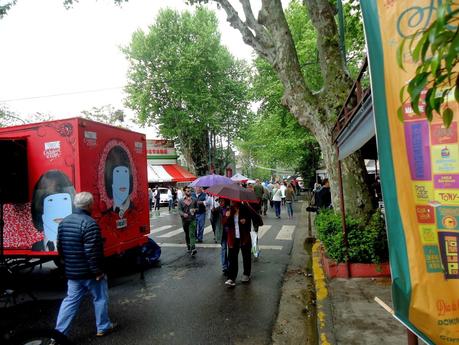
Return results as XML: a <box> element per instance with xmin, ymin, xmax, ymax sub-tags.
<box><xmin>52</xmin><ymin>177</ymin><xmax>302</xmax><ymax>341</ymax></box>
<box><xmin>174</xmin><ymin>178</ymin><xmax>300</xmax><ymax>287</ymax></box>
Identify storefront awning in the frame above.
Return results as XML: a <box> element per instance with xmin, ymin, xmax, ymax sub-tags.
<box><xmin>147</xmin><ymin>164</ymin><xmax>196</xmax><ymax>183</ymax></box>
<box><xmin>335</xmin><ymin>92</ymin><xmax>375</xmax><ymax>160</ymax></box>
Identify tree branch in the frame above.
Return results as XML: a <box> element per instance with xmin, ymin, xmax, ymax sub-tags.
<box><xmin>216</xmin><ymin>0</ymin><xmax>275</xmax><ymax>61</ymax></box>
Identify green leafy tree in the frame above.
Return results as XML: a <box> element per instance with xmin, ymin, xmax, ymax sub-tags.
<box><xmin>123</xmin><ymin>7</ymin><xmax>252</xmax><ymax>175</ymax></box>
<box><xmin>188</xmin><ymin>0</ymin><xmax>373</xmax><ymax>218</ymax></box>
<box><xmin>397</xmin><ymin>1</ymin><xmax>459</xmax><ymax>126</ymax></box>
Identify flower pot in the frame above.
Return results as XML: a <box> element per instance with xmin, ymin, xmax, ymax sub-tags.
<box><xmin>320</xmin><ymin>246</ymin><xmax>391</xmax><ymax>279</ymax></box>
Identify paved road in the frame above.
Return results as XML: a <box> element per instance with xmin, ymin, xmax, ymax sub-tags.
<box><xmin>1</xmin><ymin>200</ymin><xmax>305</xmax><ymax>345</ymax></box>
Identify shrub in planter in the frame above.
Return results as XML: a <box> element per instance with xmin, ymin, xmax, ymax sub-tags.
<box><xmin>315</xmin><ymin>209</ymin><xmax>388</xmax><ymax>264</ymax></box>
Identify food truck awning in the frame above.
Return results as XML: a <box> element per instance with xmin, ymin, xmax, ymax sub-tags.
<box><xmin>147</xmin><ymin>164</ymin><xmax>196</xmax><ymax>183</ymax></box>
<box><xmin>335</xmin><ymin>92</ymin><xmax>375</xmax><ymax>160</ymax></box>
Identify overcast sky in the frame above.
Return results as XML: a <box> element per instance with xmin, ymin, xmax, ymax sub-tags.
<box><xmin>0</xmin><ymin>0</ymin><xmax>256</xmax><ymax>136</ymax></box>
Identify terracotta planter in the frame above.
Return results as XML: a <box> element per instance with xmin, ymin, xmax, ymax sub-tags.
<box><xmin>320</xmin><ymin>247</ymin><xmax>391</xmax><ymax>279</ymax></box>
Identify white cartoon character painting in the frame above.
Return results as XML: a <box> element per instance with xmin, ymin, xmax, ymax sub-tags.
<box><xmin>31</xmin><ymin>170</ymin><xmax>75</xmax><ymax>252</ymax></box>
<box><xmin>104</xmin><ymin>145</ymin><xmax>133</xmax><ymax>218</ymax></box>
<box><xmin>42</xmin><ymin>192</ymin><xmax>73</xmax><ymax>250</ymax></box>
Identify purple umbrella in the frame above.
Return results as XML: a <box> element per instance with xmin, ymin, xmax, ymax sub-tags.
<box><xmin>189</xmin><ymin>174</ymin><xmax>236</xmax><ymax>187</ymax></box>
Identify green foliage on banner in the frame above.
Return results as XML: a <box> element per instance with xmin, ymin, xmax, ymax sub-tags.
<box><xmin>315</xmin><ymin>209</ymin><xmax>388</xmax><ymax>264</ymax></box>
<box><xmin>397</xmin><ymin>2</ymin><xmax>459</xmax><ymax>127</ymax></box>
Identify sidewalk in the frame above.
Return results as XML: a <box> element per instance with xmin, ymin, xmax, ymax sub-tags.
<box><xmin>312</xmin><ymin>242</ymin><xmax>408</xmax><ymax>345</ymax></box>
<box><xmin>272</xmin><ymin>197</ymin><xmax>408</xmax><ymax>345</ymax></box>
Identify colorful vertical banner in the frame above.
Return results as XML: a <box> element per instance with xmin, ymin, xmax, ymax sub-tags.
<box><xmin>360</xmin><ymin>1</ymin><xmax>459</xmax><ymax>344</ymax></box>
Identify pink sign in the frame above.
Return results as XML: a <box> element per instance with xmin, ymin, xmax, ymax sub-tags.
<box><xmin>434</xmin><ymin>174</ymin><xmax>459</xmax><ymax>189</ymax></box>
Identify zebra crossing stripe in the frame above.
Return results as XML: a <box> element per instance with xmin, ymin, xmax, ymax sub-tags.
<box><xmin>158</xmin><ymin>228</ymin><xmax>183</xmax><ymax>238</ymax></box>
<box><xmin>156</xmin><ymin>243</ymin><xmax>283</xmax><ymax>250</ymax></box>
<box><xmin>275</xmin><ymin>225</ymin><xmax>295</xmax><ymax>241</ymax></box>
<box><xmin>149</xmin><ymin>225</ymin><xmax>173</xmax><ymax>234</ymax></box>
<box><xmin>257</xmin><ymin>225</ymin><xmax>272</xmax><ymax>239</ymax></box>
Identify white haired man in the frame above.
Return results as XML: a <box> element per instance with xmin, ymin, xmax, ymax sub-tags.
<box><xmin>55</xmin><ymin>192</ymin><xmax>116</xmax><ymax>338</ymax></box>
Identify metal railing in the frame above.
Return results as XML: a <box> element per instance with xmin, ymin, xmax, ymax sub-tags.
<box><xmin>331</xmin><ymin>57</ymin><xmax>370</xmax><ymax>143</ymax></box>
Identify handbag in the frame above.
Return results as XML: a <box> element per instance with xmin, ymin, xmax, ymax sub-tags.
<box><xmin>250</xmin><ymin>231</ymin><xmax>260</xmax><ymax>258</ymax></box>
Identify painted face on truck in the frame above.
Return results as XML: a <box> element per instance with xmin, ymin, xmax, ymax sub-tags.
<box><xmin>42</xmin><ymin>192</ymin><xmax>73</xmax><ymax>244</ymax></box>
<box><xmin>112</xmin><ymin>165</ymin><xmax>130</xmax><ymax>208</ymax></box>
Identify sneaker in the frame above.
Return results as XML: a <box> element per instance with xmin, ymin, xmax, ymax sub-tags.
<box><xmin>96</xmin><ymin>322</ymin><xmax>118</xmax><ymax>337</ymax></box>
<box><xmin>190</xmin><ymin>249</ymin><xmax>197</xmax><ymax>256</ymax></box>
<box><xmin>241</xmin><ymin>275</ymin><xmax>251</xmax><ymax>283</ymax></box>
<box><xmin>225</xmin><ymin>279</ymin><xmax>236</xmax><ymax>287</ymax></box>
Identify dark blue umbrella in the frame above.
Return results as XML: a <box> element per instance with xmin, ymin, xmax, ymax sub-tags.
<box><xmin>189</xmin><ymin>174</ymin><xmax>235</xmax><ymax>187</ymax></box>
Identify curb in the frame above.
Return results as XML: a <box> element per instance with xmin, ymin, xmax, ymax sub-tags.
<box><xmin>312</xmin><ymin>241</ymin><xmax>336</xmax><ymax>345</ymax></box>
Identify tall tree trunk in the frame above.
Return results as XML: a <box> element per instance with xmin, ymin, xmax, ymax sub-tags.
<box><xmin>183</xmin><ymin>131</ymin><xmax>210</xmax><ymax>176</ymax></box>
<box><xmin>212</xmin><ymin>0</ymin><xmax>375</xmax><ymax>218</ymax></box>
<box><xmin>314</xmin><ymin>120</ymin><xmax>374</xmax><ymax>220</ymax></box>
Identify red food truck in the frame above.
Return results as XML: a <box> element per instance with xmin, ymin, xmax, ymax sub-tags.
<box><xmin>0</xmin><ymin>117</ymin><xmax>149</xmax><ymax>265</ymax></box>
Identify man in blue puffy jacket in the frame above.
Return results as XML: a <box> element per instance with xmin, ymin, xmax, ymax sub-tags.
<box><xmin>55</xmin><ymin>192</ymin><xmax>116</xmax><ymax>337</ymax></box>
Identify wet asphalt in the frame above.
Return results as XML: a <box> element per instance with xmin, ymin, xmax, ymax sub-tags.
<box><xmin>1</xmin><ymin>203</ymin><xmax>300</xmax><ymax>345</ymax></box>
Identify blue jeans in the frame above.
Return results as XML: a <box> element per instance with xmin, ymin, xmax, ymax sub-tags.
<box><xmin>286</xmin><ymin>201</ymin><xmax>293</xmax><ymax>217</ymax></box>
<box><xmin>55</xmin><ymin>277</ymin><xmax>112</xmax><ymax>336</ymax></box>
<box><xmin>221</xmin><ymin>235</ymin><xmax>228</xmax><ymax>271</ymax></box>
<box><xmin>274</xmin><ymin>201</ymin><xmax>281</xmax><ymax>218</ymax></box>
<box><xmin>196</xmin><ymin>213</ymin><xmax>206</xmax><ymax>241</ymax></box>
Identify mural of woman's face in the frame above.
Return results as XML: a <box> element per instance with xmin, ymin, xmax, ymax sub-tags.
<box><xmin>41</xmin><ymin>192</ymin><xmax>73</xmax><ymax>243</ymax></box>
<box><xmin>112</xmin><ymin>165</ymin><xmax>130</xmax><ymax>207</ymax></box>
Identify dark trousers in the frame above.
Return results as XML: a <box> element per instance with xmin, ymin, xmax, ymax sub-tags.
<box><xmin>228</xmin><ymin>239</ymin><xmax>251</xmax><ymax>281</ymax></box>
<box><xmin>262</xmin><ymin>199</ymin><xmax>268</xmax><ymax>215</ymax></box>
<box><xmin>155</xmin><ymin>199</ymin><xmax>160</xmax><ymax>210</ymax></box>
<box><xmin>274</xmin><ymin>201</ymin><xmax>281</xmax><ymax>218</ymax></box>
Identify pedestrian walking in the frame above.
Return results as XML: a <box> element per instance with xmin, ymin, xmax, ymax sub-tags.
<box><xmin>272</xmin><ymin>183</ymin><xmax>283</xmax><ymax>219</ymax></box>
<box><xmin>177</xmin><ymin>187</ymin><xmax>183</xmax><ymax>202</ymax></box>
<box><xmin>262</xmin><ymin>185</ymin><xmax>270</xmax><ymax>216</ymax></box>
<box><xmin>317</xmin><ymin>178</ymin><xmax>332</xmax><ymax>210</ymax></box>
<box><xmin>280</xmin><ymin>181</ymin><xmax>287</xmax><ymax>207</ymax></box>
<box><xmin>178</xmin><ymin>187</ymin><xmax>198</xmax><ymax>256</ymax></box>
<box><xmin>253</xmin><ymin>179</ymin><xmax>264</xmax><ymax>214</ymax></box>
<box><xmin>194</xmin><ymin>187</ymin><xmax>207</xmax><ymax>243</ymax></box>
<box><xmin>148</xmin><ymin>187</ymin><xmax>153</xmax><ymax>211</ymax></box>
<box><xmin>171</xmin><ymin>187</ymin><xmax>177</xmax><ymax>211</ymax></box>
<box><xmin>55</xmin><ymin>192</ymin><xmax>116</xmax><ymax>337</ymax></box>
<box><xmin>207</xmin><ymin>194</ymin><xmax>220</xmax><ymax>243</ymax></box>
<box><xmin>154</xmin><ymin>186</ymin><xmax>161</xmax><ymax>214</ymax></box>
<box><xmin>167</xmin><ymin>186</ymin><xmax>173</xmax><ymax>212</ymax></box>
<box><xmin>218</xmin><ymin>198</ymin><xmax>230</xmax><ymax>276</ymax></box>
<box><xmin>285</xmin><ymin>183</ymin><xmax>295</xmax><ymax>219</ymax></box>
<box><xmin>222</xmin><ymin>201</ymin><xmax>253</xmax><ymax>287</ymax></box>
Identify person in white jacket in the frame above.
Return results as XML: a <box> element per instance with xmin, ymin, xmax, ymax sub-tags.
<box><xmin>167</xmin><ymin>187</ymin><xmax>173</xmax><ymax>212</ymax></box>
<box><xmin>272</xmin><ymin>183</ymin><xmax>283</xmax><ymax>219</ymax></box>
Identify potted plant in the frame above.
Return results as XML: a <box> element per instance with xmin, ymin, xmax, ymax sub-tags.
<box><xmin>314</xmin><ymin>209</ymin><xmax>390</xmax><ymax>278</ymax></box>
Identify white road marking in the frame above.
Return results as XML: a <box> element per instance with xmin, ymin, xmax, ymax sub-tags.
<box><xmin>156</xmin><ymin>243</ymin><xmax>283</xmax><ymax>250</ymax></box>
<box><xmin>257</xmin><ymin>225</ymin><xmax>272</xmax><ymax>239</ymax></box>
<box><xmin>149</xmin><ymin>225</ymin><xmax>173</xmax><ymax>234</ymax></box>
<box><xmin>275</xmin><ymin>225</ymin><xmax>295</xmax><ymax>241</ymax></box>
